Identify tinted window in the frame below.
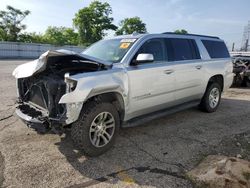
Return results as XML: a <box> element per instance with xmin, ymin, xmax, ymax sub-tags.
<box><xmin>165</xmin><ymin>38</ymin><xmax>201</xmax><ymax>61</ymax></box>
<box><xmin>202</xmin><ymin>40</ymin><xmax>230</xmax><ymax>58</ymax></box>
<box><xmin>137</xmin><ymin>39</ymin><xmax>165</xmax><ymax>62</ymax></box>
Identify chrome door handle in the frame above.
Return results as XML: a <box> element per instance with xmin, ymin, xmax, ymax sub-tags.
<box><xmin>195</xmin><ymin>65</ymin><xmax>202</xmax><ymax>70</ymax></box>
<box><xmin>164</xmin><ymin>69</ymin><xmax>174</xmax><ymax>74</ymax></box>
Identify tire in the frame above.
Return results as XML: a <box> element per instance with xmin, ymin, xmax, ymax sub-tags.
<box><xmin>247</xmin><ymin>78</ymin><xmax>250</xmax><ymax>87</ymax></box>
<box><xmin>233</xmin><ymin>74</ymin><xmax>243</xmax><ymax>87</ymax></box>
<box><xmin>71</xmin><ymin>100</ymin><xmax>120</xmax><ymax>157</ymax></box>
<box><xmin>199</xmin><ymin>82</ymin><xmax>222</xmax><ymax>113</ymax></box>
<box><xmin>242</xmin><ymin>76</ymin><xmax>250</xmax><ymax>87</ymax></box>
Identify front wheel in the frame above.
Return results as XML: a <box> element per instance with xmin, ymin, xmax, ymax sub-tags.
<box><xmin>71</xmin><ymin>101</ymin><xmax>120</xmax><ymax>156</ymax></box>
<box><xmin>199</xmin><ymin>82</ymin><xmax>222</xmax><ymax>113</ymax></box>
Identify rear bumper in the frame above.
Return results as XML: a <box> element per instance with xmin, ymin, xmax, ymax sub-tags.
<box><xmin>224</xmin><ymin>72</ymin><xmax>234</xmax><ymax>90</ymax></box>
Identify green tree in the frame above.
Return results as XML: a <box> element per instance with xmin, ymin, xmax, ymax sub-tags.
<box><xmin>116</xmin><ymin>17</ymin><xmax>147</xmax><ymax>35</ymax></box>
<box><xmin>0</xmin><ymin>5</ymin><xmax>30</xmax><ymax>41</ymax></box>
<box><xmin>19</xmin><ymin>32</ymin><xmax>44</xmax><ymax>43</ymax></box>
<box><xmin>73</xmin><ymin>1</ymin><xmax>117</xmax><ymax>45</ymax></box>
<box><xmin>174</xmin><ymin>29</ymin><xmax>188</xmax><ymax>34</ymax></box>
<box><xmin>43</xmin><ymin>26</ymin><xmax>78</xmax><ymax>45</ymax></box>
<box><xmin>63</xmin><ymin>28</ymin><xmax>79</xmax><ymax>45</ymax></box>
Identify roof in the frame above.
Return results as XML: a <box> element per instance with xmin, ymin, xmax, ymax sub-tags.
<box><xmin>162</xmin><ymin>32</ymin><xmax>220</xmax><ymax>39</ymax></box>
<box><xmin>109</xmin><ymin>32</ymin><xmax>220</xmax><ymax>40</ymax></box>
<box><xmin>111</xmin><ymin>33</ymin><xmax>146</xmax><ymax>39</ymax></box>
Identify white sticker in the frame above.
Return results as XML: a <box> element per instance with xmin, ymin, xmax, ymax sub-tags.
<box><xmin>120</xmin><ymin>38</ymin><xmax>137</xmax><ymax>43</ymax></box>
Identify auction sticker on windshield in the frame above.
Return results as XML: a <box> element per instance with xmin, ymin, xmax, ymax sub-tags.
<box><xmin>120</xmin><ymin>42</ymin><xmax>131</xmax><ymax>49</ymax></box>
<box><xmin>119</xmin><ymin>38</ymin><xmax>137</xmax><ymax>49</ymax></box>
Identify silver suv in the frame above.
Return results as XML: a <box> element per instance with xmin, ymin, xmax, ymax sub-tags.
<box><xmin>13</xmin><ymin>33</ymin><xmax>234</xmax><ymax>156</ymax></box>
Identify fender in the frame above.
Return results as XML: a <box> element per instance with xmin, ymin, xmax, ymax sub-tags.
<box><xmin>58</xmin><ymin>67</ymin><xmax>129</xmax><ymax>125</ymax></box>
<box><xmin>202</xmin><ymin>58</ymin><xmax>233</xmax><ymax>91</ymax></box>
<box><xmin>59</xmin><ymin>68</ymin><xmax>129</xmax><ymax>105</ymax></box>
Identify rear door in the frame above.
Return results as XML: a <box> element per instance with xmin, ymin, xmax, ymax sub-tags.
<box><xmin>165</xmin><ymin>38</ymin><xmax>205</xmax><ymax>103</ymax></box>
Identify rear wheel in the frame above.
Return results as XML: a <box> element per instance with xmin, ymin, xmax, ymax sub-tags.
<box><xmin>71</xmin><ymin>100</ymin><xmax>120</xmax><ymax>156</ymax></box>
<box><xmin>242</xmin><ymin>76</ymin><xmax>250</xmax><ymax>87</ymax></box>
<box><xmin>199</xmin><ymin>82</ymin><xmax>222</xmax><ymax>113</ymax></box>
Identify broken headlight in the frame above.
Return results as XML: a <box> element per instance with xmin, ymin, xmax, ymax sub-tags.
<box><xmin>64</xmin><ymin>73</ymin><xmax>77</xmax><ymax>92</ymax></box>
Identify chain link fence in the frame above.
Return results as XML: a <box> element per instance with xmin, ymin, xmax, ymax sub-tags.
<box><xmin>0</xmin><ymin>41</ymin><xmax>85</xmax><ymax>59</ymax></box>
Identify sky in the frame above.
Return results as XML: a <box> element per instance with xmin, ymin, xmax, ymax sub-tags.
<box><xmin>0</xmin><ymin>0</ymin><xmax>249</xmax><ymax>50</ymax></box>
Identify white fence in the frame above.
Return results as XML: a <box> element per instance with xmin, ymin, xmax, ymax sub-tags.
<box><xmin>230</xmin><ymin>51</ymin><xmax>250</xmax><ymax>57</ymax></box>
<box><xmin>1</xmin><ymin>41</ymin><xmax>249</xmax><ymax>59</ymax></box>
<box><xmin>0</xmin><ymin>41</ymin><xmax>85</xmax><ymax>59</ymax></box>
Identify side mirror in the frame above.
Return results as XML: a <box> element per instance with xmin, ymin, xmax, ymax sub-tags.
<box><xmin>131</xmin><ymin>53</ymin><xmax>154</xmax><ymax>66</ymax></box>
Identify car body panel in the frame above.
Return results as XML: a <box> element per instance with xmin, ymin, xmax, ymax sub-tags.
<box><xmin>171</xmin><ymin>60</ymin><xmax>206</xmax><ymax>104</ymax></box>
<box><xmin>13</xmin><ymin>49</ymin><xmax>112</xmax><ymax>79</ymax></box>
<box><xmin>59</xmin><ymin>68</ymin><xmax>128</xmax><ymax>104</ymax></box>
<box><xmin>56</xmin><ymin>66</ymin><xmax>128</xmax><ymax>124</ymax></box>
<box><xmin>125</xmin><ymin>61</ymin><xmax>176</xmax><ymax>120</ymax></box>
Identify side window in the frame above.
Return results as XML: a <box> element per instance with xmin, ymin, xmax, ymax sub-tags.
<box><xmin>190</xmin><ymin>40</ymin><xmax>201</xmax><ymax>59</ymax></box>
<box><xmin>201</xmin><ymin>40</ymin><xmax>230</xmax><ymax>58</ymax></box>
<box><xmin>137</xmin><ymin>38</ymin><xmax>165</xmax><ymax>62</ymax></box>
<box><xmin>165</xmin><ymin>38</ymin><xmax>201</xmax><ymax>61</ymax></box>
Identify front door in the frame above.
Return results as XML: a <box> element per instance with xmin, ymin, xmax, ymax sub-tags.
<box><xmin>126</xmin><ymin>38</ymin><xmax>176</xmax><ymax>120</ymax></box>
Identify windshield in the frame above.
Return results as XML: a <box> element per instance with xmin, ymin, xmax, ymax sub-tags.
<box><xmin>82</xmin><ymin>38</ymin><xmax>136</xmax><ymax>63</ymax></box>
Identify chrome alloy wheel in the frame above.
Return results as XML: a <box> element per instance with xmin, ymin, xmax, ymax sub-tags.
<box><xmin>89</xmin><ymin>112</ymin><xmax>115</xmax><ymax>148</ymax></box>
<box><xmin>209</xmin><ymin>88</ymin><xmax>220</xmax><ymax>108</ymax></box>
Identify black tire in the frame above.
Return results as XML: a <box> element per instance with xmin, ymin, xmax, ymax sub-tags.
<box><xmin>242</xmin><ymin>76</ymin><xmax>250</xmax><ymax>87</ymax></box>
<box><xmin>199</xmin><ymin>82</ymin><xmax>222</xmax><ymax>113</ymax></box>
<box><xmin>233</xmin><ymin>74</ymin><xmax>243</xmax><ymax>87</ymax></box>
<box><xmin>71</xmin><ymin>99</ymin><xmax>120</xmax><ymax>157</ymax></box>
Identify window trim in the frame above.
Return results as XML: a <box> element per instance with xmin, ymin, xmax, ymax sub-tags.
<box><xmin>190</xmin><ymin>39</ymin><xmax>201</xmax><ymax>59</ymax></box>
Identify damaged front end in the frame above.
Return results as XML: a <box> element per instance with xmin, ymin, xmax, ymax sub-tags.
<box><xmin>13</xmin><ymin>50</ymin><xmax>111</xmax><ymax>133</ymax></box>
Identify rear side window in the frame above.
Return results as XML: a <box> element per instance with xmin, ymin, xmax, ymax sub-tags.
<box><xmin>165</xmin><ymin>38</ymin><xmax>201</xmax><ymax>61</ymax></box>
<box><xmin>201</xmin><ymin>40</ymin><xmax>230</xmax><ymax>58</ymax></box>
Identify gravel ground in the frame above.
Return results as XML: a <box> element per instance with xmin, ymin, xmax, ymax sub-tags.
<box><xmin>0</xmin><ymin>60</ymin><xmax>250</xmax><ymax>188</ymax></box>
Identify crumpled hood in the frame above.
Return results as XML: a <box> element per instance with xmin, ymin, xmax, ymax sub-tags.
<box><xmin>12</xmin><ymin>49</ymin><xmax>112</xmax><ymax>79</ymax></box>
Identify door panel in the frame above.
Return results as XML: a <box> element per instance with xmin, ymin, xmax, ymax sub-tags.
<box><xmin>126</xmin><ymin>62</ymin><xmax>176</xmax><ymax>119</ymax></box>
<box><xmin>125</xmin><ymin>38</ymin><xmax>177</xmax><ymax>119</ymax></box>
<box><xmin>173</xmin><ymin>61</ymin><xmax>205</xmax><ymax>104</ymax></box>
<box><xmin>165</xmin><ymin>38</ymin><xmax>205</xmax><ymax>104</ymax></box>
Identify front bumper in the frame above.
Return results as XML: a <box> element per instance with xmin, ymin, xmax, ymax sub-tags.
<box><xmin>16</xmin><ymin>108</ymin><xmax>49</xmax><ymax>133</ymax></box>
<box><xmin>15</xmin><ymin>100</ymin><xmax>83</xmax><ymax>132</ymax></box>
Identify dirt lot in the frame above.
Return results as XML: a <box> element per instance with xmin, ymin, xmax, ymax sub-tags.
<box><xmin>0</xmin><ymin>60</ymin><xmax>250</xmax><ymax>188</ymax></box>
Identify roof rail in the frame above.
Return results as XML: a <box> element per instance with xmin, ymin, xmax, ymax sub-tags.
<box><xmin>162</xmin><ymin>32</ymin><xmax>220</xmax><ymax>39</ymax></box>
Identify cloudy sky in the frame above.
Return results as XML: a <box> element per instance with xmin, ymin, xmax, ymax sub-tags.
<box><xmin>0</xmin><ymin>0</ymin><xmax>249</xmax><ymax>50</ymax></box>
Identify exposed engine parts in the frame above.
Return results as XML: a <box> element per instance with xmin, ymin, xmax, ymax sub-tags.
<box><xmin>232</xmin><ymin>55</ymin><xmax>250</xmax><ymax>87</ymax></box>
<box><xmin>16</xmin><ymin>53</ymin><xmax>108</xmax><ymax>129</ymax></box>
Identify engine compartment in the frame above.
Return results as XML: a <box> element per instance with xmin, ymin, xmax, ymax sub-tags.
<box><xmin>17</xmin><ymin>54</ymin><xmax>108</xmax><ymax>123</ymax></box>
